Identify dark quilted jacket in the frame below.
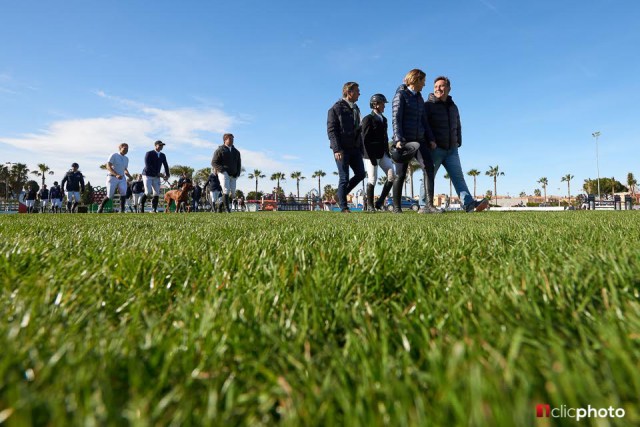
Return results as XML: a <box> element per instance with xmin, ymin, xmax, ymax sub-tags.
<box><xmin>392</xmin><ymin>84</ymin><xmax>434</xmax><ymax>145</ymax></box>
<box><xmin>425</xmin><ymin>93</ymin><xmax>462</xmax><ymax>149</ymax></box>
<box><xmin>327</xmin><ymin>99</ymin><xmax>363</xmax><ymax>153</ymax></box>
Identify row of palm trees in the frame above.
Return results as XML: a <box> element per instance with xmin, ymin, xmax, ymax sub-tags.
<box><xmin>536</xmin><ymin>174</ymin><xmax>575</xmax><ymax>203</ymax></box>
<box><xmin>1</xmin><ymin>162</ymin><xmax>56</xmax><ymax>200</ymax></box>
<box><xmin>247</xmin><ymin>169</ymin><xmax>328</xmax><ymax>201</ymax></box>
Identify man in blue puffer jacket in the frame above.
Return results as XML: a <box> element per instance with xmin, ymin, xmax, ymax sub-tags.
<box><xmin>327</xmin><ymin>82</ymin><xmax>367</xmax><ymax>213</ymax></box>
<box><xmin>391</xmin><ymin>69</ymin><xmax>439</xmax><ymax>213</ymax></box>
<box><xmin>425</xmin><ymin>76</ymin><xmax>488</xmax><ymax>212</ymax></box>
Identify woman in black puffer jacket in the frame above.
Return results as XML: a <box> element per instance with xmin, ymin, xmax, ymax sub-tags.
<box><xmin>391</xmin><ymin>69</ymin><xmax>439</xmax><ymax>213</ymax></box>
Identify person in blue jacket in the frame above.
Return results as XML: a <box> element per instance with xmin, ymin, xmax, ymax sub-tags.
<box><xmin>49</xmin><ymin>181</ymin><xmax>63</xmax><ymax>213</ymax></box>
<box><xmin>140</xmin><ymin>140</ymin><xmax>170</xmax><ymax>213</ymax></box>
<box><xmin>60</xmin><ymin>163</ymin><xmax>85</xmax><ymax>213</ymax></box>
<box><xmin>203</xmin><ymin>172</ymin><xmax>223</xmax><ymax>212</ymax></box>
<box><xmin>37</xmin><ymin>184</ymin><xmax>50</xmax><ymax>213</ymax></box>
<box><xmin>391</xmin><ymin>69</ymin><xmax>439</xmax><ymax>214</ymax></box>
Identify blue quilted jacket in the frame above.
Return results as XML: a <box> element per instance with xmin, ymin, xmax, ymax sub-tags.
<box><xmin>391</xmin><ymin>84</ymin><xmax>434</xmax><ymax>145</ymax></box>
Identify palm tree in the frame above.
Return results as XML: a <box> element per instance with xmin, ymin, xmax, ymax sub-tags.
<box><xmin>8</xmin><ymin>163</ymin><xmax>29</xmax><ymax>197</ymax></box>
<box><xmin>270</xmin><ymin>172</ymin><xmax>286</xmax><ymax>201</ymax></box>
<box><xmin>485</xmin><ymin>165</ymin><xmax>505</xmax><ymax>206</ymax></box>
<box><xmin>31</xmin><ymin>163</ymin><xmax>54</xmax><ymax>187</ymax></box>
<box><xmin>537</xmin><ymin>177</ymin><xmax>548</xmax><ymax>202</ymax></box>
<box><xmin>0</xmin><ymin>164</ymin><xmax>10</xmax><ymax>201</ymax></box>
<box><xmin>444</xmin><ymin>172</ymin><xmax>453</xmax><ymax>198</ymax></box>
<box><xmin>627</xmin><ymin>172</ymin><xmax>637</xmax><ymax>196</ymax></box>
<box><xmin>467</xmin><ymin>169</ymin><xmax>481</xmax><ymax>198</ymax></box>
<box><xmin>248</xmin><ymin>169</ymin><xmax>265</xmax><ymax>197</ymax></box>
<box><xmin>194</xmin><ymin>168</ymin><xmax>211</xmax><ymax>185</ymax></box>
<box><xmin>312</xmin><ymin>170</ymin><xmax>326</xmax><ymax>200</ymax></box>
<box><xmin>169</xmin><ymin>165</ymin><xmax>194</xmax><ymax>179</ymax></box>
<box><xmin>561</xmin><ymin>174</ymin><xmax>574</xmax><ymax>204</ymax></box>
<box><xmin>290</xmin><ymin>171</ymin><xmax>305</xmax><ymax>199</ymax></box>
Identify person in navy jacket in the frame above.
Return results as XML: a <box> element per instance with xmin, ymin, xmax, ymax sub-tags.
<box><xmin>327</xmin><ymin>82</ymin><xmax>366</xmax><ymax>213</ymax></box>
<box><xmin>60</xmin><ymin>163</ymin><xmax>85</xmax><ymax>213</ymax></box>
<box><xmin>49</xmin><ymin>181</ymin><xmax>63</xmax><ymax>213</ymax></box>
<box><xmin>140</xmin><ymin>140</ymin><xmax>170</xmax><ymax>213</ymax></box>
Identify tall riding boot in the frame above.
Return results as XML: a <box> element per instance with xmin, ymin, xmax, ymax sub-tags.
<box><xmin>376</xmin><ymin>181</ymin><xmax>393</xmax><ymax>211</ymax></box>
<box><xmin>224</xmin><ymin>194</ymin><xmax>231</xmax><ymax>213</ymax></box>
<box><xmin>366</xmin><ymin>184</ymin><xmax>376</xmax><ymax>212</ymax></box>
<box><xmin>418</xmin><ymin>171</ymin><xmax>442</xmax><ymax>214</ymax></box>
<box><xmin>97</xmin><ymin>197</ymin><xmax>109</xmax><ymax>213</ymax></box>
<box><xmin>151</xmin><ymin>196</ymin><xmax>159</xmax><ymax>213</ymax></box>
<box><xmin>139</xmin><ymin>195</ymin><xmax>147</xmax><ymax>213</ymax></box>
<box><xmin>67</xmin><ymin>201</ymin><xmax>72</xmax><ymax>213</ymax></box>
<box><xmin>71</xmin><ymin>202</ymin><xmax>78</xmax><ymax>213</ymax></box>
<box><xmin>120</xmin><ymin>196</ymin><xmax>127</xmax><ymax>213</ymax></box>
<box><xmin>392</xmin><ymin>178</ymin><xmax>403</xmax><ymax>213</ymax></box>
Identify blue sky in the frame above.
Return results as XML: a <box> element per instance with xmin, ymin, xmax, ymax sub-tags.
<box><xmin>1</xmin><ymin>0</ymin><xmax>639</xmax><ymax>199</ymax></box>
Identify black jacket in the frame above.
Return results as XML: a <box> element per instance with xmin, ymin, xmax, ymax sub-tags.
<box><xmin>392</xmin><ymin>84</ymin><xmax>434</xmax><ymax>145</ymax></box>
<box><xmin>192</xmin><ymin>185</ymin><xmax>202</xmax><ymax>200</ymax></box>
<box><xmin>143</xmin><ymin>150</ymin><xmax>170</xmax><ymax>178</ymax></box>
<box><xmin>211</xmin><ymin>145</ymin><xmax>242</xmax><ymax>178</ymax></box>
<box><xmin>38</xmin><ymin>188</ymin><xmax>49</xmax><ymax>200</ymax></box>
<box><xmin>49</xmin><ymin>185</ymin><xmax>62</xmax><ymax>200</ymax></box>
<box><xmin>61</xmin><ymin>170</ymin><xmax>85</xmax><ymax>192</ymax></box>
<box><xmin>131</xmin><ymin>181</ymin><xmax>144</xmax><ymax>193</ymax></box>
<box><xmin>362</xmin><ymin>112</ymin><xmax>389</xmax><ymax>160</ymax></box>
<box><xmin>425</xmin><ymin>93</ymin><xmax>462</xmax><ymax>150</ymax></box>
<box><xmin>203</xmin><ymin>173</ymin><xmax>222</xmax><ymax>192</ymax></box>
<box><xmin>327</xmin><ymin>99</ymin><xmax>363</xmax><ymax>153</ymax></box>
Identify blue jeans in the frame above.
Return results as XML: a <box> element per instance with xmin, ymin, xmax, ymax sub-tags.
<box><xmin>335</xmin><ymin>147</ymin><xmax>366</xmax><ymax>210</ymax></box>
<box><xmin>429</xmin><ymin>146</ymin><xmax>473</xmax><ymax>208</ymax></box>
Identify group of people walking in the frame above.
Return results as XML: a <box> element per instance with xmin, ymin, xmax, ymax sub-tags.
<box><xmin>327</xmin><ymin>69</ymin><xmax>489</xmax><ymax>214</ymax></box>
<box><xmin>95</xmin><ymin>134</ymin><xmax>241</xmax><ymax>213</ymax></box>
<box><xmin>22</xmin><ymin>71</ymin><xmax>488</xmax><ymax>215</ymax></box>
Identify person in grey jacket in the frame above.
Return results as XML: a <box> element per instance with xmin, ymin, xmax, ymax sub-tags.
<box><xmin>327</xmin><ymin>82</ymin><xmax>367</xmax><ymax>213</ymax></box>
<box><xmin>211</xmin><ymin>133</ymin><xmax>242</xmax><ymax>213</ymax></box>
<box><xmin>391</xmin><ymin>69</ymin><xmax>439</xmax><ymax>214</ymax></box>
<box><xmin>425</xmin><ymin>76</ymin><xmax>488</xmax><ymax>212</ymax></box>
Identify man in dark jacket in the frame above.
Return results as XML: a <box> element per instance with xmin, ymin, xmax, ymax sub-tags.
<box><xmin>211</xmin><ymin>133</ymin><xmax>242</xmax><ymax>213</ymax></box>
<box><xmin>37</xmin><ymin>184</ymin><xmax>50</xmax><ymax>213</ymax></box>
<box><xmin>191</xmin><ymin>183</ymin><xmax>202</xmax><ymax>212</ymax></box>
<box><xmin>362</xmin><ymin>93</ymin><xmax>395</xmax><ymax>212</ymax></box>
<box><xmin>141</xmin><ymin>140</ymin><xmax>170</xmax><ymax>213</ymax></box>
<box><xmin>60</xmin><ymin>162</ymin><xmax>85</xmax><ymax>213</ymax></box>
<box><xmin>425</xmin><ymin>76</ymin><xmax>488</xmax><ymax>213</ymax></box>
<box><xmin>327</xmin><ymin>82</ymin><xmax>367</xmax><ymax>213</ymax></box>
<box><xmin>24</xmin><ymin>184</ymin><xmax>38</xmax><ymax>213</ymax></box>
<box><xmin>203</xmin><ymin>172</ymin><xmax>223</xmax><ymax>212</ymax></box>
<box><xmin>131</xmin><ymin>175</ymin><xmax>145</xmax><ymax>212</ymax></box>
<box><xmin>49</xmin><ymin>181</ymin><xmax>63</xmax><ymax>213</ymax></box>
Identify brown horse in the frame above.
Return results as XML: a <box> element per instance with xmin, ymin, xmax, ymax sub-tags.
<box><xmin>164</xmin><ymin>182</ymin><xmax>193</xmax><ymax>213</ymax></box>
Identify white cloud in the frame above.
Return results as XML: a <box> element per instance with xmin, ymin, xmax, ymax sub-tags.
<box><xmin>239</xmin><ymin>148</ymin><xmax>288</xmax><ymax>171</ymax></box>
<box><xmin>0</xmin><ymin>92</ymin><xmax>296</xmax><ymax>192</ymax></box>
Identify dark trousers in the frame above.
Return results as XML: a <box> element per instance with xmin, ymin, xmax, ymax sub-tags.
<box><xmin>396</xmin><ymin>143</ymin><xmax>435</xmax><ymax>202</ymax></box>
<box><xmin>335</xmin><ymin>147</ymin><xmax>366</xmax><ymax>210</ymax></box>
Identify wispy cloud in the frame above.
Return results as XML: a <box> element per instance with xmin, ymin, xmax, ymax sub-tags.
<box><xmin>478</xmin><ymin>0</ymin><xmax>498</xmax><ymax>11</ymax></box>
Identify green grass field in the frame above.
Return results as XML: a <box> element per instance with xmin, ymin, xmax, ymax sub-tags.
<box><xmin>1</xmin><ymin>211</ymin><xmax>639</xmax><ymax>426</ymax></box>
